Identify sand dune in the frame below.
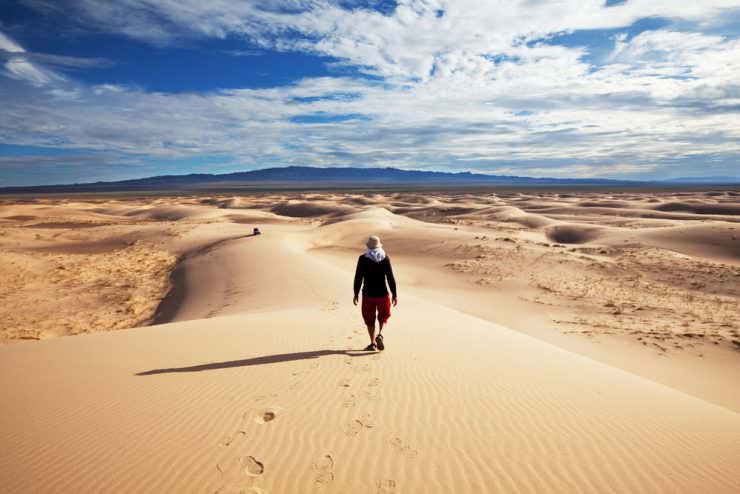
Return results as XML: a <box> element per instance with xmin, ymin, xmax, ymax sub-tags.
<box><xmin>474</xmin><ymin>205</ymin><xmax>554</xmax><ymax>229</ymax></box>
<box><xmin>1</xmin><ymin>227</ymin><xmax>739</xmax><ymax>493</ymax></box>
<box><xmin>633</xmin><ymin>223</ymin><xmax>740</xmax><ymax>260</ymax></box>
<box><xmin>1</xmin><ymin>190</ymin><xmax>739</xmax><ymax>493</ymax></box>
<box><xmin>122</xmin><ymin>205</ymin><xmax>219</xmax><ymax>221</ymax></box>
<box><xmin>653</xmin><ymin>201</ymin><xmax>740</xmax><ymax>215</ymax></box>
<box><xmin>0</xmin><ymin>201</ymin><xmax>279</xmax><ymax>340</ymax></box>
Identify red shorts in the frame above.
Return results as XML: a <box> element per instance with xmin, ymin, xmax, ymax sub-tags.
<box><xmin>361</xmin><ymin>295</ymin><xmax>391</xmax><ymax>326</ymax></box>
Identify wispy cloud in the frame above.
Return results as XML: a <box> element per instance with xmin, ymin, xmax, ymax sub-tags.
<box><xmin>0</xmin><ymin>31</ymin><xmax>62</xmax><ymax>86</ymax></box>
<box><xmin>486</xmin><ymin>163</ymin><xmax>660</xmax><ymax>179</ymax></box>
<box><xmin>223</xmin><ymin>49</ymin><xmax>264</xmax><ymax>57</ymax></box>
<box><xmin>0</xmin><ymin>49</ymin><xmax>114</xmax><ymax>69</ymax></box>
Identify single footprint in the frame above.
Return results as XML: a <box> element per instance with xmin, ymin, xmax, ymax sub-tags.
<box><xmin>243</xmin><ymin>456</ymin><xmax>265</xmax><ymax>477</ymax></box>
<box><xmin>357</xmin><ymin>412</ymin><xmax>375</xmax><ymax>429</ymax></box>
<box><xmin>216</xmin><ymin>456</ymin><xmax>265</xmax><ymax>494</ymax></box>
<box><xmin>255</xmin><ymin>408</ymin><xmax>277</xmax><ymax>424</ymax></box>
<box><xmin>313</xmin><ymin>455</ymin><xmax>334</xmax><ymax>492</ymax></box>
<box><xmin>218</xmin><ymin>431</ymin><xmax>245</xmax><ymax>448</ymax></box>
<box><xmin>289</xmin><ymin>381</ymin><xmax>303</xmax><ymax>390</ymax></box>
<box><xmin>343</xmin><ymin>420</ymin><xmax>362</xmax><ymax>437</ymax></box>
<box><xmin>338</xmin><ymin>378</ymin><xmax>351</xmax><ymax>388</ymax></box>
<box><xmin>241</xmin><ymin>406</ymin><xmax>278</xmax><ymax>424</ymax></box>
<box><xmin>367</xmin><ymin>378</ymin><xmax>381</xmax><ymax>387</ymax></box>
<box><xmin>342</xmin><ymin>394</ymin><xmax>357</xmax><ymax>408</ymax></box>
<box><xmin>376</xmin><ymin>479</ymin><xmax>397</xmax><ymax>494</ymax></box>
<box><xmin>389</xmin><ymin>437</ymin><xmax>403</xmax><ymax>450</ymax></box>
<box><xmin>389</xmin><ymin>437</ymin><xmax>418</xmax><ymax>459</ymax></box>
<box><xmin>216</xmin><ymin>457</ymin><xmax>233</xmax><ymax>475</ymax></box>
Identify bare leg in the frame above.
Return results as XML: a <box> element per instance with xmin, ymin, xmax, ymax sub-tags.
<box><xmin>366</xmin><ymin>324</ymin><xmax>376</xmax><ymax>346</ymax></box>
<box><xmin>378</xmin><ymin>321</ymin><xmax>386</xmax><ymax>336</ymax></box>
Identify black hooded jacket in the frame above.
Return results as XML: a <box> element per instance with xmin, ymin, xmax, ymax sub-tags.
<box><xmin>353</xmin><ymin>254</ymin><xmax>397</xmax><ymax>298</ymax></box>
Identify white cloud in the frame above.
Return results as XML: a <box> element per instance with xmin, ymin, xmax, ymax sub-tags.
<box><xmin>0</xmin><ymin>31</ymin><xmax>62</xmax><ymax>87</ymax></box>
<box><xmin>486</xmin><ymin>163</ymin><xmax>660</xmax><ymax>178</ymax></box>
<box><xmin>2</xmin><ymin>1</ymin><xmax>740</xmax><ymax>180</ymax></box>
<box><xmin>21</xmin><ymin>1</ymin><xmax>740</xmax><ymax>76</ymax></box>
<box><xmin>0</xmin><ymin>32</ymin><xmax>24</xmax><ymax>52</ymax></box>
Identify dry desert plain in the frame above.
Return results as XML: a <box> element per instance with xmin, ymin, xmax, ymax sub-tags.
<box><xmin>0</xmin><ymin>189</ymin><xmax>739</xmax><ymax>493</ymax></box>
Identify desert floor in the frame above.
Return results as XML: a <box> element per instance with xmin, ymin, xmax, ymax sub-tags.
<box><xmin>0</xmin><ymin>189</ymin><xmax>738</xmax><ymax>493</ymax></box>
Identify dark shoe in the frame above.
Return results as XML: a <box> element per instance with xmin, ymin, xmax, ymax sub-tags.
<box><xmin>375</xmin><ymin>334</ymin><xmax>384</xmax><ymax>351</ymax></box>
<box><xmin>363</xmin><ymin>344</ymin><xmax>377</xmax><ymax>351</ymax></box>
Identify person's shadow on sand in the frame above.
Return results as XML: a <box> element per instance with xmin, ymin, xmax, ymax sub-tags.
<box><xmin>135</xmin><ymin>349</ymin><xmax>374</xmax><ymax>376</ymax></box>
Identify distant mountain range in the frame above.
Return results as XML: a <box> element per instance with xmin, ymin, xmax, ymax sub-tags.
<box><xmin>1</xmin><ymin>166</ymin><xmax>738</xmax><ymax>193</ymax></box>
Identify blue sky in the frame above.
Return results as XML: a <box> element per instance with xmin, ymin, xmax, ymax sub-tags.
<box><xmin>1</xmin><ymin>1</ymin><xmax>739</xmax><ymax>185</ymax></box>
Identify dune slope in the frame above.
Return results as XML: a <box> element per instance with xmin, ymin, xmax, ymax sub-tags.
<box><xmin>1</xmin><ymin>302</ymin><xmax>739</xmax><ymax>493</ymax></box>
<box><xmin>1</xmin><ymin>218</ymin><xmax>739</xmax><ymax>493</ymax></box>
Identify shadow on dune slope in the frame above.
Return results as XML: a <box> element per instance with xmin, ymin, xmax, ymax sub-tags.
<box><xmin>136</xmin><ymin>349</ymin><xmax>374</xmax><ymax>375</ymax></box>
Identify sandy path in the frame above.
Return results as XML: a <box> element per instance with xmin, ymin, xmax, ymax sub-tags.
<box><xmin>1</xmin><ymin>222</ymin><xmax>739</xmax><ymax>493</ymax></box>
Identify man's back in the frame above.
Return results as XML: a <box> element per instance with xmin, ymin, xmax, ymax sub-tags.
<box><xmin>354</xmin><ymin>254</ymin><xmax>397</xmax><ymax>298</ymax></box>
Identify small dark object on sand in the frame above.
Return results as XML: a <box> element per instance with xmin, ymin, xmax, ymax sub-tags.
<box><xmin>253</xmin><ymin>227</ymin><xmax>261</xmax><ymax>235</ymax></box>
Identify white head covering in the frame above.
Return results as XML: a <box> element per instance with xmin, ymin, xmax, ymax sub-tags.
<box><xmin>365</xmin><ymin>235</ymin><xmax>386</xmax><ymax>262</ymax></box>
<box><xmin>366</xmin><ymin>235</ymin><xmax>382</xmax><ymax>249</ymax></box>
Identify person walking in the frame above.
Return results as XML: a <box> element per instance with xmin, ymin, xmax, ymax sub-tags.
<box><xmin>353</xmin><ymin>235</ymin><xmax>397</xmax><ymax>351</ymax></box>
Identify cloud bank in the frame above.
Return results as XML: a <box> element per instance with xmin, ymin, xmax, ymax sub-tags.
<box><xmin>1</xmin><ymin>0</ymin><xmax>740</xmax><ymax>184</ymax></box>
